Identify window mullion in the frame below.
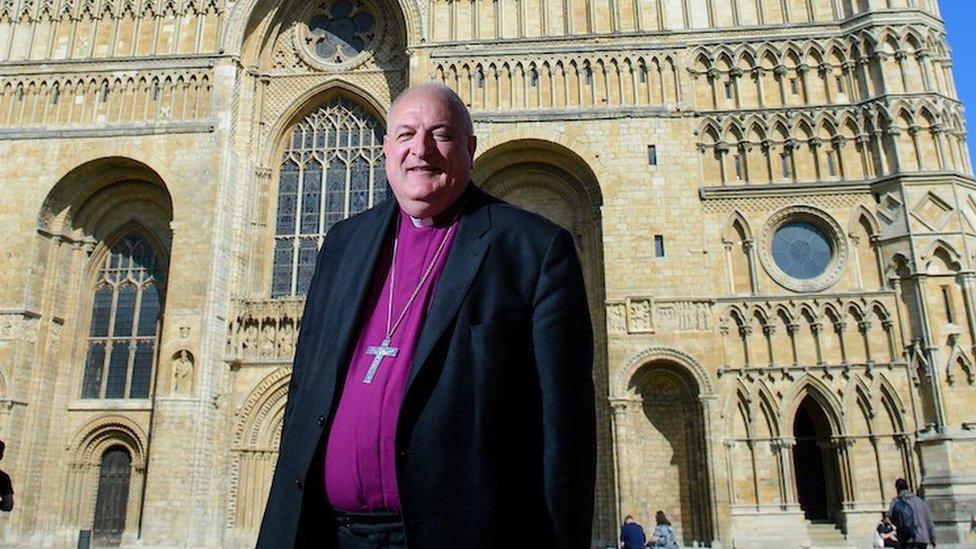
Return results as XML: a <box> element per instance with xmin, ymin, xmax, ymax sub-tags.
<box><xmin>291</xmin><ymin>161</ymin><xmax>306</xmax><ymax>297</ymax></box>
<box><xmin>101</xmin><ymin>280</ymin><xmax>120</xmax><ymax>398</ymax></box>
<box><xmin>343</xmin><ymin>155</ymin><xmax>351</xmax><ymax>218</ymax></box>
<box><xmin>124</xmin><ymin>280</ymin><xmax>145</xmax><ymax>399</ymax></box>
<box><xmin>318</xmin><ymin>155</ymin><xmax>327</xmax><ymax>240</ymax></box>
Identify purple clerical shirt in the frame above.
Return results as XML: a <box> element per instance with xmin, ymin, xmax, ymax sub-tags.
<box><xmin>323</xmin><ymin>208</ymin><xmax>458</xmax><ymax>512</ymax></box>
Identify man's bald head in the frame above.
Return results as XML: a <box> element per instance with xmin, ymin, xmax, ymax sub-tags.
<box><xmin>388</xmin><ymin>83</ymin><xmax>473</xmax><ymax>138</ymax></box>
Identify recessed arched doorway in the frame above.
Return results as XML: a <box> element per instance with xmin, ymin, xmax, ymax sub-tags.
<box><xmin>792</xmin><ymin>395</ymin><xmax>841</xmax><ymax>523</ymax></box>
<box><xmin>632</xmin><ymin>362</ymin><xmax>714</xmax><ymax>546</ymax></box>
<box><xmin>93</xmin><ymin>445</ymin><xmax>132</xmax><ymax>544</ymax></box>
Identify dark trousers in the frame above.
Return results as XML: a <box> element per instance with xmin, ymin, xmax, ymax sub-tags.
<box><xmin>898</xmin><ymin>543</ymin><xmax>927</xmax><ymax>549</ymax></box>
<box><xmin>335</xmin><ymin>510</ymin><xmax>407</xmax><ymax>549</ymax></box>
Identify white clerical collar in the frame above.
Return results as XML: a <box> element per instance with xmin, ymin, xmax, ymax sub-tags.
<box><xmin>409</xmin><ymin>214</ymin><xmax>435</xmax><ymax>228</ymax></box>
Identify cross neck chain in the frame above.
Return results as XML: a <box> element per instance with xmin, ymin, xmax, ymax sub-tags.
<box><xmin>384</xmin><ymin>209</ymin><xmax>459</xmax><ymax>340</ymax></box>
<box><xmin>362</xmin><ymin>207</ymin><xmax>460</xmax><ymax>384</ymax></box>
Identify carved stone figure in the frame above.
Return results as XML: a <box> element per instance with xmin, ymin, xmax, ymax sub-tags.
<box><xmin>172</xmin><ymin>350</ymin><xmax>193</xmax><ymax>395</ymax></box>
<box><xmin>260</xmin><ymin>325</ymin><xmax>276</xmax><ymax>358</ymax></box>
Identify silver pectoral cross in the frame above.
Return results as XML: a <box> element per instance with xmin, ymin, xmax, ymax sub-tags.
<box><xmin>363</xmin><ymin>337</ymin><xmax>398</xmax><ymax>384</ymax></box>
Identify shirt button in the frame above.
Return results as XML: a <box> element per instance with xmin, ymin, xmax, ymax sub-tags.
<box><xmin>294</xmin><ymin>479</ymin><xmax>302</xmax><ymax>490</ymax></box>
<box><xmin>317</xmin><ymin>415</ymin><xmax>326</xmax><ymax>427</ymax></box>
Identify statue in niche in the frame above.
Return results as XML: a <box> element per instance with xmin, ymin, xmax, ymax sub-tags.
<box><xmin>172</xmin><ymin>350</ymin><xmax>194</xmax><ymax>395</ymax></box>
<box><xmin>242</xmin><ymin>323</ymin><xmax>258</xmax><ymax>356</ymax></box>
<box><xmin>260</xmin><ymin>325</ymin><xmax>276</xmax><ymax>358</ymax></box>
<box><xmin>278</xmin><ymin>323</ymin><xmax>295</xmax><ymax>359</ymax></box>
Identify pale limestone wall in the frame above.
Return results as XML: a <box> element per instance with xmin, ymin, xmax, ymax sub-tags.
<box><xmin>1</xmin><ymin>0</ymin><xmax>976</xmax><ymax>547</ymax></box>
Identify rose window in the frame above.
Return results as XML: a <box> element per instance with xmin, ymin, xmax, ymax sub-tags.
<box><xmin>306</xmin><ymin>0</ymin><xmax>377</xmax><ymax>64</ymax></box>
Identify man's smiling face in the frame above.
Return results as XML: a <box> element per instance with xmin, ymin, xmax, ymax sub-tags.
<box><xmin>383</xmin><ymin>86</ymin><xmax>476</xmax><ymax>218</ymax></box>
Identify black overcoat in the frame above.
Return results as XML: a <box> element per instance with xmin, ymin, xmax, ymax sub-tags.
<box><xmin>257</xmin><ymin>184</ymin><xmax>596</xmax><ymax>548</ymax></box>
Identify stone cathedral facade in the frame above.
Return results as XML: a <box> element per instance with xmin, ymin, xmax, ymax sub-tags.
<box><xmin>0</xmin><ymin>0</ymin><xmax>974</xmax><ymax>546</ymax></box>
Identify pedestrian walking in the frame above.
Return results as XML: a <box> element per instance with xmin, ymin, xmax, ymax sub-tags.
<box><xmin>888</xmin><ymin>478</ymin><xmax>936</xmax><ymax>548</ymax></box>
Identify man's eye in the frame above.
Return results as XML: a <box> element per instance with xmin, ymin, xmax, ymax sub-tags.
<box><xmin>433</xmin><ymin>133</ymin><xmax>452</xmax><ymax>141</ymax></box>
<box><xmin>397</xmin><ymin>132</ymin><xmax>414</xmax><ymax>142</ymax></box>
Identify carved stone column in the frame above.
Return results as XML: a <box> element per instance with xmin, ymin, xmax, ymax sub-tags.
<box><xmin>832</xmin><ymin>436</ymin><xmax>858</xmax><ymax>509</ymax></box>
<box><xmin>811</xmin><ymin>321</ymin><xmax>825</xmax><ymax>365</ymax></box>
<box><xmin>908</xmin><ymin>124</ymin><xmax>924</xmax><ymax>170</ymax></box>
<box><xmin>787</xmin><ymin>322</ymin><xmax>800</xmax><ymax>366</ymax></box>
<box><xmin>772</xmin><ymin>437</ymin><xmax>798</xmax><ymax>509</ymax></box>
<box><xmin>859</xmin><ymin>319</ymin><xmax>873</xmax><ymax>365</ymax></box>
<box><xmin>610</xmin><ymin>399</ymin><xmax>633</xmax><ymax>524</ymax></box>
<box><xmin>763</xmin><ymin>323</ymin><xmax>776</xmax><ymax>367</ymax></box>
<box><xmin>894</xmin><ymin>434</ymin><xmax>918</xmax><ymax>491</ymax></box>
<box><xmin>723</xmin><ymin>440</ymin><xmax>739</xmax><ymax>506</ymax></box>
<box><xmin>834</xmin><ymin>320</ymin><xmax>849</xmax><ymax>365</ymax></box>
<box><xmin>739</xmin><ymin>324</ymin><xmax>754</xmax><ymax>368</ymax></box>
<box><xmin>743</xmin><ymin>238</ymin><xmax>760</xmax><ymax>294</ymax></box>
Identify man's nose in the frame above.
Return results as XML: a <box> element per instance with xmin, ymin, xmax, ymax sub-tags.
<box><xmin>409</xmin><ymin>132</ymin><xmax>436</xmax><ymax>158</ymax></box>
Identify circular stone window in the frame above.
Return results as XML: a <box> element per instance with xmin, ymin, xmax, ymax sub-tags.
<box><xmin>296</xmin><ymin>0</ymin><xmax>381</xmax><ymax>70</ymax></box>
<box><xmin>771</xmin><ymin>222</ymin><xmax>832</xmax><ymax>279</ymax></box>
<box><xmin>758</xmin><ymin>206</ymin><xmax>848</xmax><ymax>292</ymax></box>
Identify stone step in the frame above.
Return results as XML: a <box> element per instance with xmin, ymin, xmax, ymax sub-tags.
<box><xmin>802</xmin><ymin>520</ymin><xmax>852</xmax><ymax>548</ymax></box>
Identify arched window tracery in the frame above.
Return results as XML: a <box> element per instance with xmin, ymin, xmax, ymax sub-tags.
<box><xmin>272</xmin><ymin>97</ymin><xmax>389</xmax><ymax>297</ymax></box>
<box><xmin>81</xmin><ymin>231</ymin><xmax>164</xmax><ymax>399</ymax></box>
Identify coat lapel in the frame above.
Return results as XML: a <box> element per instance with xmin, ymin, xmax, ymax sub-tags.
<box><xmin>305</xmin><ymin>198</ymin><xmax>398</xmax><ymax>410</ymax></box>
<box><xmin>405</xmin><ymin>186</ymin><xmax>492</xmax><ymax>394</ymax></box>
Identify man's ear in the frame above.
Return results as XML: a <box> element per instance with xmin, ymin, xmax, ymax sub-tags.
<box><xmin>467</xmin><ymin>135</ymin><xmax>477</xmax><ymax>167</ymax></box>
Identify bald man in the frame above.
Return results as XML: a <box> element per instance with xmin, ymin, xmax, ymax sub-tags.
<box><xmin>258</xmin><ymin>84</ymin><xmax>595</xmax><ymax>548</ymax></box>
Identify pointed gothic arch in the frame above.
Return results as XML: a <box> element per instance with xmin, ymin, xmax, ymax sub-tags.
<box><xmin>261</xmin><ymin>88</ymin><xmax>390</xmax><ymax>297</ymax></box>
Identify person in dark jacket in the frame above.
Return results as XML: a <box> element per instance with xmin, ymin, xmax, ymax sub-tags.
<box><xmin>619</xmin><ymin>515</ymin><xmax>646</xmax><ymax>549</ymax></box>
<box><xmin>0</xmin><ymin>440</ymin><xmax>13</xmax><ymax>512</ymax></box>
<box><xmin>877</xmin><ymin>511</ymin><xmax>898</xmax><ymax>547</ymax></box>
<box><xmin>257</xmin><ymin>83</ymin><xmax>596</xmax><ymax>548</ymax></box>
<box><xmin>888</xmin><ymin>478</ymin><xmax>936</xmax><ymax>548</ymax></box>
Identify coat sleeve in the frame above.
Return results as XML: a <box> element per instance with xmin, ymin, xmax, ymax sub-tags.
<box><xmin>531</xmin><ymin>228</ymin><xmax>596</xmax><ymax>547</ymax></box>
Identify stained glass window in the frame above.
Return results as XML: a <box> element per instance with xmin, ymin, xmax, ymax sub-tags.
<box><xmin>81</xmin><ymin>232</ymin><xmax>164</xmax><ymax>399</ymax></box>
<box><xmin>771</xmin><ymin>222</ymin><xmax>833</xmax><ymax>280</ymax></box>
<box><xmin>307</xmin><ymin>0</ymin><xmax>377</xmax><ymax>64</ymax></box>
<box><xmin>272</xmin><ymin>97</ymin><xmax>389</xmax><ymax>297</ymax></box>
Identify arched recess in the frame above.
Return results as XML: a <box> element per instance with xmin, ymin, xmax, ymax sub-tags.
<box><xmin>473</xmin><ymin>138</ymin><xmax>614</xmax><ymax>540</ymax></box>
<box><xmin>62</xmin><ymin>416</ymin><xmax>148</xmax><ymax>538</ymax></box>
<box><xmin>473</xmin><ymin>139</ymin><xmax>603</xmax><ymax>319</ymax></box>
<box><xmin>35</xmin><ymin>158</ymin><xmax>173</xmax><ymax>401</ymax></box>
<box><xmin>783</xmin><ymin>380</ymin><xmax>845</xmax><ymax>525</ymax></box>
<box><xmin>226</xmin><ymin>0</ymin><xmax>421</xmax><ymax>62</ymax></box>
<box><xmin>617</xmin><ymin>357</ymin><xmax>715</xmax><ymax>546</ymax></box>
<box><xmin>723</xmin><ymin>212</ymin><xmax>754</xmax><ymax>295</ymax></box>
<box><xmin>227</xmin><ymin>367</ymin><xmax>290</xmax><ymax>534</ymax></box>
<box><xmin>849</xmin><ymin>206</ymin><xmax>882</xmax><ymax>290</ymax></box>
<box><xmin>17</xmin><ymin>159</ymin><xmax>172</xmax><ymax>542</ymax></box>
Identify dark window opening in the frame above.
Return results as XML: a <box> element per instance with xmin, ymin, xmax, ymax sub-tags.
<box><xmin>942</xmin><ymin>286</ymin><xmax>955</xmax><ymax>324</ymax></box>
<box><xmin>781</xmin><ymin>153</ymin><xmax>792</xmax><ymax>179</ymax></box>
